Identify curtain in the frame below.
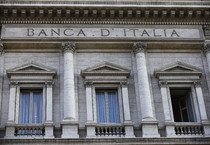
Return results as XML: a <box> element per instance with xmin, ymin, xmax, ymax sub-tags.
<box><xmin>32</xmin><ymin>92</ymin><xmax>42</xmax><ymax>123</ymax></box>
<box><xmin>20</xmin><ymin>92</ymin><xmax>30</xmax><ymax>124</ymax></box>
<box><xmin>96</xmin><ymin>92</ymin><xmax>107</xmax><ymax>123</ymax></box>
<box><xmin>108</xmin><ymin>92</ymin><xmax>119</xmax><ymax>123</ymax></box>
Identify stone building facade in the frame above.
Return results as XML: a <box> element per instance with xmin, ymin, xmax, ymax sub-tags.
<box><xmin>0</xmin><ymin>0</ymin><xmax>210</xmax><ymax>144</ymax></box>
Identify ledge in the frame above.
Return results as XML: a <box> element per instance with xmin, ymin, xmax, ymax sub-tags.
<box><xmin>0</xmin><ymin>138</ymin><xmax>210</xmax><ymax>145</ymax></box>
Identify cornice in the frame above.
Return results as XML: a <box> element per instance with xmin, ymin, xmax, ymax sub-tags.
<box><xmin>0</xmin><ymin>6</ymin><xmax>209</xmax><ymax>25</ymax></box>
<box><xmin>1</xmin><ymin>0</ymin><xmax>210</xmax><ymax>6</ymax></box>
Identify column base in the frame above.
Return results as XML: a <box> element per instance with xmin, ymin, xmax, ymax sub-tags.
<box><xmin>141</xmin><ymin>120</ymin><xmax>160</xmax><ymax>138</ymax></box>
<box><xmin>61</xmin><ymin>120</ymin><xmax>79</xmax><ymax>138</ymax></box>
<box><xmin>165</xmin><ymin>122</ymin><xmax>176</xmax><ymax>137</ymax></box>
<box><xmin>4</xmin><ymin>122</ymin><xmax>15</xmax><ymax>139</ymax></box>
<box><xmin>44</xmin><ymin>122</ymin><xmax>55</xmax><ymax>139</ymax></box>
<box><xmin>202</xmin><ymin>121</ymin><xmax>210</xmax><ymax>137</ymax></box>
<box><xmin>124</xmin><ymin>121</ymin><xmax>135</xmax><ymax>138</ymax></box>
<box><xmin>86</xmin><ymin>122</ymin><xmax>97</xmax><ymax>138</ymax></box>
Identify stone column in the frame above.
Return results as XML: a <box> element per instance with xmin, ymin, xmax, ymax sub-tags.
<box><xmin>159</xmin><ymin>81</ymin><xmax>176</xmax><ymax>137</ymax></box>
<box><xmin>133</xmin><ymin>42</ymin><xmax>159</xmax><ymax>137</ymax></box>
<box><xmin>85</xmin><ymin>81</ymin><xmax>96</xmax><ymax>138</ymax></box>
<box><xmin>194</xmin><ymin>81</ymin><xmax>210</xmax><ymax>137</ymax></box>
<box><xmin>44</xmin><ymin>82</ymin><xmax>54</xmax><ymax>138</ymax></box>
<box><xmin>5</xmin><ymin>82</ymin><xmax>17</xmax><ymax>138</ymax></box>
<box><xmin>61</xmin><ymin>42</ymin><xmax>79</xmax><ymax>138</ymax></box>
<box><xmin>121</xmin><ymin>82</ymin><xmax>135</xmax><ymax>138</ymax></box>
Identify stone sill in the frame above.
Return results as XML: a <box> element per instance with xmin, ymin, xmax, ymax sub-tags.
<box><xmin>0</xmin><ymin>137</ymin><xmax>210</xmax><ymax>145</ymax></box>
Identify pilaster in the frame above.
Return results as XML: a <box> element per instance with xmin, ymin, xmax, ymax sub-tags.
<box><xmin>159</xmin><ymin>81</ymin><xmax>176</xmax><ymax>137</ymax></box>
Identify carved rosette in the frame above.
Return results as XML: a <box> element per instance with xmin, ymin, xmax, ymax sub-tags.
<box><xmin>203</xmin><ymin>42</ymin><xmax>210</xmax><ymax>56</ymax></box>
<box><xmin>62</xmin><ymin>42</ymin><xmax>76</xmax><ymax>54</ymax></box>
<box><xmin>133</xmin><ymin>42</ymin><xmax>147</xmax><ymax>54</ymax></box>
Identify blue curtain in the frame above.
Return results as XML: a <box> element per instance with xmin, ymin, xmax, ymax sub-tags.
<box><xmin>108</xmin><ymin>92</ymin><xmax>119</xmax><ymax>123</ymax></box>
<box><xmin>20</xmin><ymin>92</ymin><xmax>30</xmax><ymax>124</ymax></box>
<box><xmin>96</xmin><ymin>92</ymin><xmax>107</xmax><ymax>123</ymax></box>
<box><xmin>32</xmin><ymin>92</ymin><xmax>42</xmax><ymax>123</ymax></box>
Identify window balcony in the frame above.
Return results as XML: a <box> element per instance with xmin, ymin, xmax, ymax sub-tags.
<box><xmin>174</xmin><ymin>122</ymin><xmax>204</xmax><ymax>137</ymax></box>
<box><xmin>14</xmin><ymin>124</ymin><xmax>45</xmax><ymax>138</ymax></box>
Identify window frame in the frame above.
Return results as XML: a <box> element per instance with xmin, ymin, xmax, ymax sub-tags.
<box><xmin>167</xmin><ymin>84</ymin><xmax>201</xmax><ymax>123</ymax></box>
<box><xmin>92</xmin><ymin>84</ymin><xmax>124</xmax><ymax>124</ymax></box>
<box><xmin>16</xmin><ymin>84</ymin><xmax>46</xmax><ymax>124</ymax></box>
<box><xmin>95</xmin><ymin>89</ymin><xmax>120</xmax><ymax>123</ymax></box>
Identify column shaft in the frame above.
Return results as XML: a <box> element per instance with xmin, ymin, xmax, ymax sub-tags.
<box><xmin>121</xmin><ymin>85</ymin><xmax>131</xmax><ymax>121</ymax></box>
<box><xmin>86</xmin><ymin>85</ymin><xmax>93</xmax><ymax>121</ymax></box>
<box><xmin>136</xmin><ymin>51</ymin><xmax>154</xmax><ymax>119</ymax></box>
<box><xmin>46</xmin><ymin>83</ymin><xmax>53</xmax><ymax>122</ymax></box>
<box><xmin>160</xmin><ymin>85</ymin><xmax>172</xmax><ymax>121</ymax></box>
<box><xmin>8</xmin><ymin>84</ymin><xmax>16</xmax><ymax>122</ymax></box>
<box><xmin>63</xmin><ymin>43</ymin><xmax>76</xmax><ymax>120</ymax></box>
<box><xmin>195</xmin><ymin>84</ymin><xmax>208</xmax><ymax>121</ymax></box>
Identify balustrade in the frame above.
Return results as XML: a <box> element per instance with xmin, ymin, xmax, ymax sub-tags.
<box><xmin>175</xmin><ymin>123</ymin><xmax>204</xmax><ymax>136</ymax></box>
<box><xmin>95</xmin><ymin>125</ymin><xmax>125</xmax><ymax>137</ymax></box>
<box><xmin>14</xmin><ymin>125</ymin><xmax>45</xmax><ymax>137</ymax></box>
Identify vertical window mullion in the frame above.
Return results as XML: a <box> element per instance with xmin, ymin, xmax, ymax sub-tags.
<box><xmin>29</xmin><ymin>92</ymin><xmax>33</xmax><ymax>123</ymax></box>
<box><xmin>105</xmin><ymin>92</ymin><xmax>110</xmax><ymax>123</ymax></box>
<box><xmin>179</xmin><ymin>101</ymin><xmax>184</xmax><ymax>122</ymax></box>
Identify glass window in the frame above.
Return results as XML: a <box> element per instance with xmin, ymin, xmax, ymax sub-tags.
<box><xmin>20</xmin><ymin>90</ymin><xmax>42</xmax><ymax>124</ymax></box>
<box><xmin>96</xmin><ymin>90</ymin><xmax>119</xmax><ymax>123</ymax></box>
<box><xmin>170</xmin><ymin>88</ymin><xmax>195</xmax><ymax>122</ymax></box>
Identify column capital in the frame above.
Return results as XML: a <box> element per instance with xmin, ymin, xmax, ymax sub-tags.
<box><xmin>194</xmin><ymin>81</ymin><xmax>201</xmax><ymax>87</ymax></box>
<box><xmin>9</xmin><ymin>81</ymin><xmax>18</xmax><ymax>88</ymax></box>
<box><xmin>84</xmin><ymin>81</ymin><xmax>93</xmax><ymax>88</ymax></box>
<box><xmin>203</xmin><ymin>42</ymin><xmax>210</xmax><ymax>56</ymax></box>
<box><xmin>45</xmin><ymin>81</ymin><xmax>54</xmax><ymax>88</ymax></box>
<box><xmin>0</xmin><ymin>42</ymin><xmax>4</xmax><ymax>55</ymax></box>
<box><xmin>133</xmin><ymin>42</ymin><xmax>147</xmax><ymax>54</ymax></box>
<box><xmin>62</xmin><ymin>42</ymin><xmax>76</xmax><ymax>53</ymax></box>
<box><xmin>120</xmin><ymin>81</ymin><xmax>128</xmax><ymax>88</ymax></box>
<box><xmin>159</xmin><ymin>81</ymin><xmax>168</xmax><ymax>87</ymax></box>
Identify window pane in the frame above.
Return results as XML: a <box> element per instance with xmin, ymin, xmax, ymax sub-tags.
<box><xmin>170</xmin><ymin>88</ymin><xmax>194</xmax><ymax>122</ymax></box>
<box><xmin>108</xmin><ymin>92</ymin><xmax>119</xmax><ymax>123</ymax></box>
<box><xmin>32</xmin><ymin>92</ymin><xmax>42</xmax><ymax>123</ymax></box>
<box><xmin>96</xmin><ymin>92</ymin><xmax>107</xmax><ymax>123</ymax></box>
<box><xmin>20</xmin><ymin>92</ymin><xmax>30</xmax><ymax>124</ymax></box>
